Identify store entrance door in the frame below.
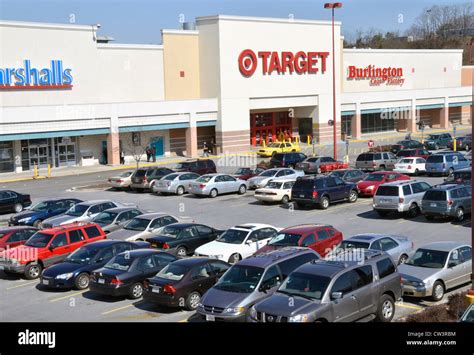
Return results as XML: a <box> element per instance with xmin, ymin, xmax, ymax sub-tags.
<box><xmin>57</xmin><ymin>143</ymin><xmax>76</xmax><ymax>166</ymax></box>
<box><xmin>250</xmin><ymin>112</ymin><xmax>292</xmax><ymax>146</ymax></box>
<box><xmin>29</xmin><ymin>144</ymin><xmax>49</xmax><ymax>169</ymax></box>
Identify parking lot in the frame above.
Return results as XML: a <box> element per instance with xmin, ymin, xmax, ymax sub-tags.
<box><xmin>0</xmin><ymin>152</ymin><xmax>471</xmax><ymax>322</ymax></box>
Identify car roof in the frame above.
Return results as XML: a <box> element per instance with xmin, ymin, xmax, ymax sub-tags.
<box><xmin>135</xmin><ymin>212</ymin><xmax>172</xmax><ymax>219</ymax></box>
<box><xmin>429</xmin><ymin>184</ymin><xmax>463</xmax><ymax>191</ymax></box>
<box><xmin>419</xmin><ymin>241</ymin><xmax>469</xmax><ymax>252</ymax></box>
<box><xmin>269</xmin><ymin>178</ymin><xmax>296</xmax><ymax>183</ymax></box>
<box><xmin>281</xmin><ymin>224</ymin><xmax>333</xmax><ymax>234</ymax></box>
<box><xmin>121</xmin><ymin>248</ymin><xmax>165</xmax><ymax>258</ymax></box>
<box><xmin>162</xmin><ymin>223</ymin><xmax>201</xmax><ymax>229</ymax></box>
<box><xmin>0</xmin><ymin>226</ymin><xmax>37</xmax><ymax>233</ymax></box>
<box><xmin>41</xmin><ymin>222</ymin><xmax>100</xmax><ymax>234</ymax></box>
<box><xmin>171</xmin><ymin>257</ymin><xmax>214</xmax><ymax>267</ymax></box>
<box><xmin>347</xmin><ymin>233</ymin><xmax>401</xmax><ymax>242</ymax></box>
<box><xmin>77</xmin><ymin>200</ymin><xmax>114</xmax><ymax>206</ymax></box>
<box><xmin>238</xmin><ymin>247</ymin><xmax>316</xmax><ymax>268</ymax></box>
<box><xmin>230</xmin><ymin>223</ymin><xmax>276</xmax><ymax>231</ymax></box>
<box><xmin>103</xmin><ymin>206</ymin><xmax>139</xmax><ymax>213</ymax></box>
<box><xmin>379</xmin><ymin>180</ymin><xmax>420</xmax><ymax>186</ymax></box>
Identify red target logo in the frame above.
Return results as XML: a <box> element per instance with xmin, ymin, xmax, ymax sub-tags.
<box><xmin>238</xmin><ymin>49</ymin><xmax>258</xmax><ymax>76</ymax></box>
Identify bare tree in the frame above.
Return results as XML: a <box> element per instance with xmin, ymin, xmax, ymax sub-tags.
<box><xmin>123</xmin><ymin>130</ymin><xmax>151</xmax><ymax>169</ymax></box>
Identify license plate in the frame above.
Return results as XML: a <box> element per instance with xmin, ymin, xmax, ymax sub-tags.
<box><xmin>152</xmin><ymin>286</ymin><xmax>161</xmax><ymax>293</ymax></box>
<box><xmin>430</xmin><ymin>203</ymin><xmax>437</xmax><ymax>207</ymax></box>
<box><xmin>42</xmin><ymin>279</ymin><xmax>49</xmax><ymax>285</ymax></box>
<box><xmin>380</xmin><ymin>199</ymin><xmax>390</xmax><ymax>204</ymax></box>
<box><xmin>300</xmin><ymin>194</ymin><xmax>305</xmax><ymax>198</ymax></box>
<box><xmin>206</xmin><ymin>315</ymin><xmax>215</xmax><ymax>322</ymax></box>
<box><xmin>98</xmin><ymin>278</ymin><xmax>105</xmax><ymax>284</ymax></box>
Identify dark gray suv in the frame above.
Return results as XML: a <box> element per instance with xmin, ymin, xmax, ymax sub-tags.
<box><xmin>196</xmin><ymin>247</ymin><xmax>320</xmax><ymax>322</ymax></box>
<box><xmin>249</xmin><ymin>250</ymin><xmax>402</xmax><ymax>322</ymax></box>
<box><xmin>421</xmin><ymin>184</ymin><xmax>472</xmax><ymax>222</ymax></box>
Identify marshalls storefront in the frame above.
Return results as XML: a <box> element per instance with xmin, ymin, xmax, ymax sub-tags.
<box><xmin>0</xmin><ymin>15</ymin><xmax>472</xmax><ymax>173</ymax></box>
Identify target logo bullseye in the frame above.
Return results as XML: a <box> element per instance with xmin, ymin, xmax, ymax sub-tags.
<box><xmin>238</xmin><ymin>49</ymin><xmax>258</xmax><ymax>76</ymax></box>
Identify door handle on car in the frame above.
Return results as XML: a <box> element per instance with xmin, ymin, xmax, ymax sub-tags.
<box><xmin>350</xmin><ymin>295</ymin><xmax>357</xmax><ymax>300</ymax></box>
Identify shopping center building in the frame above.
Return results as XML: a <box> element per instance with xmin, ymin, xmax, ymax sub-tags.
<box><xmin>0</xmin><ymin>15</ymin><xmax>472</xmax><ymax>173</ymax></box>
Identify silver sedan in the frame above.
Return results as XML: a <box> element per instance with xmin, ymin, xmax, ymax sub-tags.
<box><xmin>399</xmin><ymin>242</ymin><xmax>472</xmax><ymax>301</ymax></box>
<box><xmin>188</xmin><ymin>174</ymin><xmax>248</xmax><ymax>198</ymax></box>
<box><xmin>152</xmin><ymin>172</ymin><xmax>200</xmax><ymax>195</ymax></box>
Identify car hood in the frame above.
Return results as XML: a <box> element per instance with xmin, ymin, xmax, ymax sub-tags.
<box><xmin>357</xmin><ymin>181</ymin><xmax>382</xmax><ymax>189</ymax></box>
<box><xmin>398</xmin><ymin>264</ymin><xmax>442</xmax><ymax>282</ymax></box>
<box><xmin>11</xmin><ymin>210</ymin><xmax>44</xmax><ymax>220</ymax></box>
<box><xmin>201</xmin><ymin>286</ymin><xmax>253</xmax><ymax>308</ymax></box>
<box><xmin>44</xmin><ymin>214</ymin><xmax>79</xmax><ymax>226</ymax></box>
<box><xmin>249</xmin><ymin>176</ymin><xmax>272</xmax><ymax>184</ymax></box>
<box><xmin>147</xmin><ymin>235</ymin><xmax>176</xmax><ymax>243</ymax></box>
<box><xmin>256</xmin><ymin>292</ymin><xmax>320</xmax><ymax>317</ymax></box>
<box><xmin>195</xmin><ymin>240</ymin><xmax>239</xmax><ymax>256</ymax></box>
<box><xmin>107</xmin><ymin>229</ymin><xmax>141</xmax><ymax>241</ymax></box>
<box><xmin>254</xmin><ymin>245</ymin><xmax>281</xmax><ymax>255</ymax></box>
<box><xmin>43</xmin><ymin>261</ymin><xmax>88</xmax><ymax>277</ymax></box>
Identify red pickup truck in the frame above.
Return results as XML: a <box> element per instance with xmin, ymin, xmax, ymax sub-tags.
<box><xmin>0</xmin><ymin>222</ymin><xmax>106</xmax><ymax>279</ymax></box>
<box><xmin>319</xmin><ymin>160</ymin><xmax>350</xmax><ymax>173</ymax></box>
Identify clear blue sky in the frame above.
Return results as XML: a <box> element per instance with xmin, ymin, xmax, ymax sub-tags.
<box><xmin>0</xmin><ymin>0</ymin><xmax>467</xmax><ymax>44</ymax></box>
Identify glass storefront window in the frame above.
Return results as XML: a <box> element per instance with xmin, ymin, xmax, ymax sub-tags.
<box><xmin>0</xmin><ymin>142</ymin><xmax>14</xmax><ymax>173</ymax></box>
<box><xmin>361</xmin><ymin>112</ymin><xmax>395</xmax><ymax>134</ymax></box>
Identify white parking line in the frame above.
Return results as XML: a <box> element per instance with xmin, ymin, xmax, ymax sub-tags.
<box><xmin>101</xmin><ymin>303</ymin><xmax>135</xmax><ymax>315</ymax></box>
<box><xmin>49</xmin><ymin>290</ymin><xmax>87</xmax><ymax>303</ymax></box>
<box><xmin>6</xmin><ymin>280</ymin><xmax>38</xmax><ymax>290</ymax></box>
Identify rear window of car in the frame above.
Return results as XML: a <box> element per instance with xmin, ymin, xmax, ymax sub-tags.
<box><xmin>85</xmin><ymin>226</ymin><xmax>102</xmax><ymax>238</ymax></box>
<box><xmin>376</xmin><ymin>258</ymin><xmax>396</xmax><ymax>279</ymax></box>
<box><xmin>375</xmin><ymin>186</ymin><xmax>399</xmax><ymax>196</ymax></box>
<box><xmin>272</xmin><ymin>154</ymin><xmax>284</xmax><ymax>161</ymax></box>
<box><xmin>134</xmin><ymin>169</ymin><xmax>146</xmax><ymax>177</ymax></box>
<box><xmin>426</xmin><ymin>155</ymin><xmax>444</xmax><ymax>163</ymax></box>
<box><xmin>293</xmin><ymin>179</ymin><xmax>324</xmax><ymax>189</ymax></box>
<box><xmin>423</xmin><ymin>190</ymin><xmax>447</xmax><ymax>201</ymax></box>
<box><xmin>357</xmin><ymin>153</ymin><xmax>373</xmax><ymax>161</ymax></box>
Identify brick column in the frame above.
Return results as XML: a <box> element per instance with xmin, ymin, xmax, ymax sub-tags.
<box><xmin>107</xmin><ymin>112</ymin><xmax>120</xmax><ymax>166</ymax></box>
<box><xmin>185</xmin><ymin>112</ymin><xmax>198</xmax><ymax>157</ymax></box>
<box><xmin>352</xmin><ymin>103</ymin><xmax>362</xmax><ymax>139</ymax></box>
<box><xmin>461</xmin><ymin>104</ymin><xmax>472</xmax><ymax>125</ymax></box>
<box><xmin>439</xmin><ymin>99</ymin><xmax>449</xmax><ymax>129</ymax></box>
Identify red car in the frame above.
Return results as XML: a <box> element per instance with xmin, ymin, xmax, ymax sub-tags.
<box><xmin>319</xmin><ymin>160</ymin><xmax>349</xmax><ymax>173</ymax></box>
<box><xmin>0</xmin><ymin>222</ymin><xmax>106</xmax><ymax>279</ymax></box>
<box><xmin>357</xmin><ymin>171</ymin><xmax>410</xmax><ymax>197</ymax></box>
<box><xmin>254</xmin><ymin>224</ymin><xmax>343</xmax><ymax>257</ymax></box>
<box><xmin>0</xmin><ymin>226</ymin><xmax>38</xmax><ymax>251</ymax></box>
<box><xmin>396</xmin><ymin>148</ymin><xmax>430</xmax><ymax>160</ymax></box>
<box><xmin>232</xmin><ymin>167</ymin><xmax>266</xmax><ymax>180</ymax></box>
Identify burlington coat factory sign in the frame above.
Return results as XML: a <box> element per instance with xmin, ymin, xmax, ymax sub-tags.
<box><xmin>0</xmin><ymin>60</ymin><xmax>73</xmax><ymax>89</ymax></box>
<box><xmin>347</xmin><ymin>65</ymin><xmax>405</xmax><ymax>86</ymax></box>
<box><xmin>238</xmin><ymin>49</ymin><xmax>329</xmax><ymax>77</ymax></box>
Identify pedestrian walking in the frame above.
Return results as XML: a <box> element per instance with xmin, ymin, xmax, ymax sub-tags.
<box><xmin>151</xmin><ymin>146</ymin><xmax>156</xmax><ymax>162</ymax></box>
<box><xmin>145</xmin><ymin>146</ymin><xmax>152</xmax><ymax>162</ymax></box>
<box><xmin>120</xmin><ymin>151</ymin><xmax>125</xmax><ymax>165</ymax></box>
<box><xmin>203</xmin><ymin>142</ymin><xmax>209</xmax><ymax>157</ymax></box>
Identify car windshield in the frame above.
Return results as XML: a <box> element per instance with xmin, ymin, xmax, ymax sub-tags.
<box><xmin>265</xmin><ymin>181</ymin><xmax>283</xmax><ymax>189</ymax></box>
<box><xmin>66</xmin><ymin>245</ymin><xmax>102</xmax><ymax>264</ymax></box>
<box><xmin>278</xmin><ymin>272</ymin><xmax>331</xmax><ymax>300</ymax></box>
<box><xmin>175</xmin><ymin>163</ymin><xmax>190</xmax><ymax>169</ymax></box>
<box><xmin>214</xmin><ymin>265</ymin><xmax>264</xmax><ymax>293</ymax></box>
<box><xmin>105</xmin><ymin>254</ymin><xmax>134</xmax><ymax>271</ymax></box>
<box><xmin>92</xmin><ymin>211</ymin><xmax>118</xmax><ymax>225</ymax></box>
<box><xmin>363</xmin><ymin>174</ymin><xmax>385</xmax><ymax>182</ymax></box>
<box><xmin>428</xmin><ymin>135</ymin><xmax>440</xmax><ymax>140</ymax></box>
<box><xmin>124</xmin><ymin>217</ymin><xmax>150</xmax><ymax>231</ymax></box>
<box><xmin>30</xmin><ymin>201</ymin><xmax>57</xmax><ymax>212</ymax></box>
<box><xmin>426</xmin><ymin>155</ymin><xmax>444</xmax><ymax>163</ymax></box>
<box><xmin>398</xmin><ymin>159</ymin><xmax>414</xmax><ymax>164</ymax></box>
<box><xmin>329</xmin><ymin>171</ymin><xmax>345</xmax><ymax>178</ymax></box>
<box><xmin>119</xmin><ymin>171</ymin><xmax>132</xmax><ymax>177</ymax></box>
<box><xmin>163</xmin><ymin>174</ymin><xmax>179</xmax><ymax>181</ymax></box>
<box><xmin>268</xmin><ymin>233</ymin><xmax>301</xmax><ymax>247</ymax></box>
<box><xmin>461</xmin><ymin>305</ymin><xmax>474</xmax><ymax>322</ymax></box>
<box><xmin>234</xmin><ymin>168</ymin><xmax>251</xmax><ymax>175</ymax></box>
<box><xmin>268</xmin><ymin>143</ymin><xmax>281</xmax><ymax>148</ymax></box>
<box><xmin>216</xmin><ymin>229</ymin><xmax>249</xmax><ymax>244</ymax></box>
<box><xmin>24</xmin><ymin>232</ymin><xmax>53</xmax><ymax>248</ymax></box>
<box><xmin>65</xmin><ymin>204</ymin><xmax>89</xmax><ymax>217</ymax></box>
<box><xmin>196</xmin><ymin>176</ymin><xmax>212</xmax><ymax>183</ymax></box>
<box><xmin>259</xmin><ymin>170</ymin><xmax>277</xmax><ymax>177</ymax></box>
<box><xmin>160</xmin><ymin>226</ymin><xmax>182</xmax><ymax>238</ymax></box>
<box><xmin>338</xmin><ymin>240</ymin><xmax>371</xmax><ymax>251</ymax></box>
<box><xmin>157</xmin><ymin>263</ymin><xmax>189</xmax><ymax>281</ymax></box>
<box><xmin>405</xmin><ymin>248</ymin><xmax>449</xmax><ymax>269</ymax></box>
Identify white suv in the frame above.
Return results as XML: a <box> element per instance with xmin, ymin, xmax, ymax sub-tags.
<box><xmin>194</xmin><ymin>223</ymin><xmax>280</xmax><ymax>264</ymax></box>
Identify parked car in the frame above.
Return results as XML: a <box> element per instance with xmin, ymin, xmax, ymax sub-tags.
<box><xmin>254</xmin><ymin>179</ymin><xmax>295</xmax><ymax>204</ymax></box>
<box><xmin>9</xmin><ymin>198</ymin><xmax>81</xmax><ymax>227</ymax></box>
<box><xmin>373</xmin><ymin>180</ymin><xmax>432</xmax><ymax>218</ymax></box>
<box><xmin>130</xmin><ymin>167</ymin><xmax>174</xmax><ymax>192</ymax></box>
<box><xmin>448</xmin><ymin>134</ymin><xmax>471</xmax><ymax>151</ymax></box>
<box><xmin>143</xmin><ymin>258</ymin><xmax>231</xmax><ymax>310</ymax></box>
<box><xmin>296</xmin><ymin>156</ymin><xmax>347</xmax><ymax>174</ymax></box>
<box><xmin>42</xmin><ymin>200</ymin><xmax>123</xmax><ymax>228</ymax></box>
<box><xmin>231</xmin><ymin>167</ymin><xmax>265</xmax><ymax>180</ymax></box>
<box><xmin>188</xmin><ymin>174</ymin><xmax>248</xmax><ymax>198</ymax></box>
<box><xmin>390</xmin><ymin>140</ymin><xmax>425</xmax><ymax>154</ymax></box>
<box><xmin>89</xmin><ymin>249</ymin><xmax>178</xmax><ymax>299</ymax></box>
<box><xmin>152</xmin><ymin>172</ymin><xmax>200</xmax><ymax>195</ymax></box>
<box><xmin>107</xmin><ymin>213</ymin><xmax>179</xmax><ymax>241</ymax></box>
<box><xmin>148</xmin><ymin>223</ymin><xmax>223</xmax><ymax>257</ymax></box>
<box><xmin>91</xmin><ymin>207</ymin><xmax>144</xmax><ymax>234</ymax></box>
<box><xmin>108</xmin><ymin>171</ymin><xmax>133</xmax><ymax>190</ymax></box>
<box><xmin>394</xmin><ymin>157</ymin><xmax>426</xmax><ymax>175</ymax></box>
<box><xmin>40</xmin><ymin>239</ymin><xmax>150</xmax><ymax>290</ymax></box>
<box><xmin>355</xmin><ymin>152</ymin><xmax>398</xmax><ymax>171</ymax></box>
<box><xmin>248</xmin><ymin>168</ymin><xmax>304</xmax><ymax>190</ymax></box>
<box><xmin>0</xmin><ymin>190</ymin><xmax>32</xmax><ymax>214</ymax></box>
<box><xmin>421</xmin><ymin>184</ymin><xmax>472</xmax><ymax>222</ymax></box>
<box><xmin>249</xmin><ymin>250</ymin><xmax>402</xmax><ymax>322</ymax></box>
<box><xmin>197</xmin><ymin>247</ymin><xmax>320</xmax><ymax>322</ymax></box>
<box><xmin>291</xmin><ymin>175</ymin><xmax>358</xmax><ymax>209</ymax></box>
<box><xmin>195</xmin><ymin>223</ymin><xmax>279</xmax><ymax>263</ymax></box>
<box><xmin>255</xmin><ymin>224</ymin><xmax>343</xmax><ymax>257</ymax></box>
<box><xmin>465</xmin><ymin>151</ymin><xmax>472</xmax><ymax>162</ymax></box>
<box><xmin>399</xmin><ymin>242</ymin><xmax>472</xmax><ymax>301</ymax></box>
<box><xmin>444</xmin><ymin>167</ymin><xmax>471</xmax><ymax>185</ymax></box>
<box><xmin>0</xmin><ymin>226</ymin><xmax>38</xmax><ymax>251</ymax></box>
<box><xmin>269</xmin><ymin>152</ymin><xmax>307</xmax><ymax>169</ymax></box>
<box><xmin>425</xmin><ymin>152</ymin><xmax>470</xmax><ymax>176</ymax></box>
<box><xmin>328</xmin><ymin>169</ymin><xmax>367</xmax><ymax>183</ymax></box>
<box><xmin>424</xmin><ymin>133</ymin><xmax>453</xmax><ymax>150</ymax></box>
<box><xmin>396</xmin><ymin>148</ymin><xmax>430</xmax><ymax>160</ymax></box>
<box><xmin>0</xmin><ymin>222</ymin><xmax>106</xmax><ymax>279</ymax></box>
<box><xmin>460</xmin><ymin>303</ymin><xmax>474</xmax><ymax>322</ymax></box>
<box><xmin>335</xmin><ymin>233</ymin><xmax>415</xmax><ymax>265</ymax></box>
<box><xmin>257</xmin><ymin>142</ymin><xmax>301</xmax><ymax>157</ymax></box>
<box><xmin>357</xmin><ymin>171</ymin><xmax>410</xmax><ymax>197</ymax></box>
<box><xmin>174</xmin><ymin>159</ymin><xmax>217</xmax><ymax>175</ymax></box>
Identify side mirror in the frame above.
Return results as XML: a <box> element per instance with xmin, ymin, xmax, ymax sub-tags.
<box><xmin>448</xmin><ymin>262</ymin><xmax>458</xmax><ymax>268</ymax></box>
<box><xmin>96</xmin><ymin>257</ymin><xmax>104</xmax><ymax>263</ymax></box>
<box><xmin>48</xmin><ymin>245</ymin><xmax>55</xmax><ymax>252</ymax></box>
<box><xmin>331</xmin><ymin>292</ymin><xmax>343</xmax><ymax>300</ymax></box>
<box><xmin>259</xmin><ymin>283</ymin><xmax>270</xmax><ymax>293</ymax></box>
<box><xmin>87</xmin><ymin>211</ymin><xmax>92</xmax><ymax>217</ymax></box>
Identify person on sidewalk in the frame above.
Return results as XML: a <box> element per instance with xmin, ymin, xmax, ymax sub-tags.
<box><xmin>203</xmin><ymin>142</ymin><xmax>209</xmax><ymax>157</ymax></box>
<box><xmin>145</xmin><ymin>146</ymin><xmax>152</xmax><ymax>162</ymax></box>
<box><xmin>120</xmin><ymin>151</ymin><xmax>125</xmax><ymax>165</ymax></box>
<box><xmin>151</xmin><ymin>146</ymin><xmax>156</xmax><ymax>162</ymax></box>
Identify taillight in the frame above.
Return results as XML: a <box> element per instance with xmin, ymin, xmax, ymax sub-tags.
<box><xmin>111</xmin><ymin>277</ymin><xmax>123</xmax><ymax>286</ymax></box>
<box><xmin>143</xmin><ymin>176</ymin><xmax>148</xmax><ymax>182</ymax></box>
<box><xmin>399</xmin><ymin>198</ymin><xmax>404</xmax><ymax>203</ymax></box>
<box><xmin>163</xmin><ymin>285</ymin><xmax>176</xmax><ymax>294</ymax></box>
<box><xmin>407</xmin><ymin>165</ymin><xmax>412</xmax><ymax>169</ymax></box>
<box><xmin>116</xmin><ymin>179</ymin><xmax>123</xmax><ymax>183</ymax></box>
<box><xmin>143</xmin><ymin>279</ymin><xmax>150</xmax><ymax>289</ymax></box>
<box><xmin>312</xmin><ymin>191</ymin><xmax>318</xmax><ymax>199</ymax></box>
<box><xmin>162</xmin><ymin>242</ymin><xmax>170</xmax><ymax>249</ymax></box>
<box><xmin>447</xmin><ymin>200</ymin><xmax>454</xmax><ymax>206</ymax></box>
<box><xmin>199</xmin><ymin>184</ymin><xmax>206</xmax><ymax>189</ymax></box>
<box><xmin>372</xmin><ymin>162</ymin><xmax>377</xmax><ymax>167</ymax></box>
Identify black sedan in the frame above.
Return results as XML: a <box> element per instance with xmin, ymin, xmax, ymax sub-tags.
<box><xmin>89</xmin><ymin>249</ymin><xmax>178</xmax><ymax>299</ymax></box>
<box><xmin>40</xmin><ymin>240</ymin><xmax>150</xmax><ymax>290</ymax></box>
<box><xmin>328</xmin><ymin>169</ymin><xmax>367</xmax><ymax>183</ymax></box>
<box><xmin>143</xmin><ymin>257</ymin><xmax>230</xmax><ymax>310</ymax></box>
<box><xmin>0</xmin><ymin>190</ymin><xmax>32</xmax><ymax>214</ymax></box>
<box><xmin>147</xmin><ymin>223</ymin><xmax>222</xmax><ymax>257</ymax></box>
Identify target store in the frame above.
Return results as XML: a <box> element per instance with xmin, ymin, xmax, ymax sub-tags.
<box><xmin>0</xmin><ymin>15</ymin><xmax>472</xmax><ymax>173</ymax></box>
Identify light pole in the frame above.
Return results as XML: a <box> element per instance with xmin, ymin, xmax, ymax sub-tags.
<box><xmin>324</xmin><ymin>2</ymin><xmax>342</xmax><ymax>160</ymax></box>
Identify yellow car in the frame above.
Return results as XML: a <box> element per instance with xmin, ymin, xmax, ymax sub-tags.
<box><xmin>257</xmin><ymin>142</ymin><xmax>301</xmax><ymax>157</ymax></box>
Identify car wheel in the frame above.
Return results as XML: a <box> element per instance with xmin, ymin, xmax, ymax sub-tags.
<box><xmin>448</xmin><ymin>168</ymin><xmax>454</xmax><ymax>177</ymax></box>
<box><xmin>209</xmin><ymin>189</ymin><xmax>218</xmax><ymax>198</ymax></box>
<box><xmin>375</xmin><ymin>294</ymin><xmax>395</xmax><ymax>322</ymax></box>
<box><xmin>454</xmin><ymin>207</ymin><xmax>465</xmax><ymax>222</ymax></box>
<box><xmin>176</xmin><ymin>186</ymin><xmax>185</xmax><ymax>195</ymax></box>
<box><xmin>316</xmin><ymin>167</ymin><xmax>322</xmax><ymax>174</ymax></box>
<box><xmin>407</xmin><ymin>204</ymin><xmax>419</xmax><ymax>218</ymax></box>
<box><xmin>398</xmin><ymin>254</ymin><xmax>409</xmax><ymax>265</ymax></box>
<box><xmin>24</xmin><ymin>262</ymin><xmax>42</xmax><ymax>280</ymax></box>
<box><xmin>228</xmin><ymin>253</ymin><xmax>241</xmax><ymax>264</ymax></box>
<box><xmin>33</xmin><ymin>219</ymin><xmax>42</xmax><ymax>228</ymax></box>
<box><xmin>13</xmin><ymin>203</ymin><xmax>23</xmax><ymax>213</ymax></box>
<box><xmin>281</xmin><ymin>195</ymin><xmax>290</xmax><ymax>204</ymax></box>
<box><xmin>348</xmin><ymin>190</ymin><xmax>358</xmax><ymax>203</ymax></box>
<box><xmin>431</xmin><ymin>281</ymin><xmax>445</xmax><ymax>301</ymax></box>
<box><xmin>318</xmin><ymin>196</ymin><xmax>330</xmax><ymax>210</ymax></box>
<box><xmin>238</xmin><ymin>185</ymin><xmax>247</xmax><ymax>195</ymax></box>
<box><xmin>75</xmin><ymin>273</ymin><xmax>90</xmax><ymax>290</ymax></box>
<box><xmin>379</xmin><ymin>165</ymin><xmax>386</xmax><ymax>171</ymax></box>
<box><xmin>176</xmin><ymin>246</ymin><xmax>187</xmax><ymax>257</ymax></box>
<box><xmin>414</xmin><ymin>168</ymin><xmax>419</xmax><ymax>176</ymax></box>
<box><xmin>129</xmin><ymin>282</ymin><xmax>143</xmax><ymax>299</ymax></box>
<box><xmin>185</xmin><ymin>291</ymin><xmax>201</xmax><ymax>311</ymax></box>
